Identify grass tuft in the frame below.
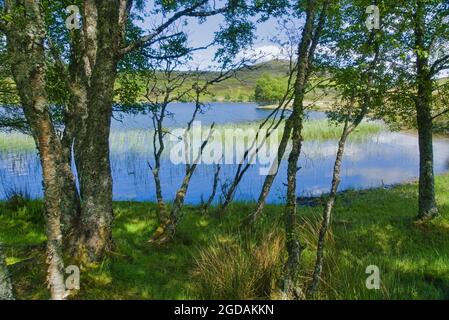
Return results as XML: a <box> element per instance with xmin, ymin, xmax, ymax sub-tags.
<box><xmin>191</xmin><ymin>231</ymin><xmax>284</xmax><ymax>300</ymax></box>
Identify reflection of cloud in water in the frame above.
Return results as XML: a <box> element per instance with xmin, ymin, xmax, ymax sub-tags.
<box><xmin>6</xmin><ymin>155</ymin><xmax>29</xmax><ymax>176</ymax></box>
<box><xmin>371</xmin><ymin>132</ymin><xmax>417</xmax><ymax>146</ymax></box>
<box><xmin>2</xmin><ymin>114</ymin><xmax>449</xmax><ymax>203</ymax></box>
<box><xmin>305</xmin><ymin>131</ymin><xmax>449</xmax><ymax>170</ymax></box>
<box><xmin>298</xmin><ymin>131</ymin><xmax>449</xmax><ymax>196</ymax></box>
<box><xmin>344</xmin><ymin>167</ymin><xmax>414</xmax><ymax>186</ymax></box>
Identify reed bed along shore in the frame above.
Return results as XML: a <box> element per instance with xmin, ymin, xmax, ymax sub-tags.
<box><xmin>0</xmin><ymin>118</ymin><xmax>384</xmax><ymax>155</ymax></box>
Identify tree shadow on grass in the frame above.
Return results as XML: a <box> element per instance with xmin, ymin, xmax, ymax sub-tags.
<box><xmin>78</xmin><ymin>202</ymin><xmax>236</xmax><ymax>299</ymax></box>
<box><xmin>323</xmin><ymin>185</ymin><xmax>449</xmax><ymax>300</ymax></box>
<box><xmin>3</xmin><ymin>175</ymin><xmax>449</xmax><ymax>300</ymax></box>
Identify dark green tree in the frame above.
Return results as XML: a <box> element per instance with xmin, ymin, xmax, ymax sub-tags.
<box><xmin>254</xmin><ymin>73</ymin><xmax>288</xmax><ymax>105</ymax></box>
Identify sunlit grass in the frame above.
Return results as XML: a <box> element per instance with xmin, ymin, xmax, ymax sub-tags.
<box><xmin>1</xmin><ymin>174</ymin><xmax>449</xmax><ymax>299</ymax></box>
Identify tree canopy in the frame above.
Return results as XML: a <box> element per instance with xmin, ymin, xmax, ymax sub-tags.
<box><xmin>254</xmin><ymin>73</ymin><xmax>288</xmax><ymax>105</ymax></box>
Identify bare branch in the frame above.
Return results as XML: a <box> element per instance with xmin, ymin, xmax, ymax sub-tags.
<box><xmin>143</xmin><ymin>42</ymin><xmax>214</xmax><ymax>61</ymax></box>
<box><xmin>119</xmin><ymin>1</ymin><xmax>227</xmax><ymax>57</ymax></box>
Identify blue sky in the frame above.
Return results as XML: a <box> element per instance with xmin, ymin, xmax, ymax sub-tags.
<box><xmin>135</xmin><ymin>1</ymin><xmax>291</xmax><ymax>69</ymax></box>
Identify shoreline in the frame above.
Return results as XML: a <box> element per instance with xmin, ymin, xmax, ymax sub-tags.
<box><xmin>256</xmin><ymin>99</ymin><xmax>335</xmax><ymax>111</ymax></box>
<box><xmin>1</xmin><ymin>174</ymin><xmax>436</xmax><ymax>205</ymax></box>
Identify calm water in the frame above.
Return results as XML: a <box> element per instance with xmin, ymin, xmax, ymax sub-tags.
<box><xmin>112</xmin><ymin>102</ymin><xmax>326</xmax><ymax>130</ymax></box>
<box><xmin>1</xmin><ymin>103</ymin><xmax>449</xmax><ymax>204</ymax></box>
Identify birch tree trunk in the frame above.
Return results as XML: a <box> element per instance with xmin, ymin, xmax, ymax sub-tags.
<box><xmin>306</xmin><ymin>120</ymin><xmax>351</xmax><ymax>298</ymax></box>
<box><xmin>245</xmin><ymin>0</ymin><xmax>328</xmax><ymax>227</ymax></box>
<box><xmin>69</xmin><ymin>1</ymin><xmax>125</xmax><ymax>262</ymax></box>
<box><xmin>4</xmin><ymin>0</ymin><xmax>68</xmax><ymax>300</ymax></box>
<box><xmin>306</xmin><ymin>14</ymin><xmax>381</xmax><ymax>295</ymax></box>
<box><xmin>67</xmin><ymin>0</ymin><xmax>229</xmax><ymax>260</ymax></box>
<box><xmin>414</xmin><ymin>0</ymin><xmax>438</xmax><ymax>220</ymax></box>
<box><xmin>245</xmin><ymin>115</ymin><xmax>294</xmax><ymax>225</ymax></box>
<box><xmin>281</xmin><ymin>0</ymin><xmax>319</xmax><ymax>296</ymax></box>
<box><xmin>150</xmin><ymin>124</ymin><xmax>216</xmax><ymax>244</ymax></box>
<box><xmin>0</xmin><ymin>244</ymin><xmax>14</xmax><ymax>300</ymax></box>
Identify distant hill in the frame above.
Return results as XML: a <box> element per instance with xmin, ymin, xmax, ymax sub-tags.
<box><xmin>236</xmin><ymin>59</ymin><xmax>293</xmax><ymax>81</ymax></box>
<box><xmin>116</xmin><ymin>59</ymin><xmax>335</xmax><ymax>104</ymax></box>
<box><xmin>200</xmin><ymin>59</ymin><xmax>293</xmax><ymax>102</ymax></box>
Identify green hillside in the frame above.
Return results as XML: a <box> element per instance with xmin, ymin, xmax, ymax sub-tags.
<box><xmin>203</xmin><ymin>59</ymin><xmax>293</xmax><ymax>102</ymax></box>
<box><xmin>116</xmin><ymin>59</ymin><xmax>335</xmax><ymax>104</ymax></box>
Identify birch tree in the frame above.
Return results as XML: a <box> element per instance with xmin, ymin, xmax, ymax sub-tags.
<box><xmin>245</xmin><ymin>0</ymin><xmax>330</xmax><ymax>227</ymax></box>
<box><xmin>0</xmin><ymin>0</ymin><xmax>68</xmax><ymax>299</ymax></box>
<box><xmin>307</xmin><ymin>0</ymin><xmax>387</xmax><ymax>296</ymax></box>
<box><xmin>147</xmin><ymin>61</ymin><xmax>252</xmax><ymax>244</ymax></box>
<box><xmin>1</xmin><ymin>0</ymin><xmax>267</xmax><ymax>263</ymax></box>
<box><xmin>379</xmin><ymin>0</ymin><xmax>449</xmax><ymax>220</ymax></box>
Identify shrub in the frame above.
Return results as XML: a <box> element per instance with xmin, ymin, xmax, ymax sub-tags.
<box><xmin>4</xmin><ymin>187</ymin><xmax>30</xmax><ymax>212</ymax></box>
<box><xmin>1</xmin><ymin>186</ymin><xmax>42</xmax><ymax>224</ymax></box>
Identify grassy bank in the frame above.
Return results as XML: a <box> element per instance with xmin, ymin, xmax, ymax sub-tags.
<box><xmin>1</xmin><ymin>174</ymin><xmax>448</xmax><ymax>300</ymax></box>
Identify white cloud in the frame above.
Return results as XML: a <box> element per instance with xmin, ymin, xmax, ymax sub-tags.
<box><xmin>236</xmin><ymin>45</ymin><xmax>289</xmax><ymax>63</ymax></box>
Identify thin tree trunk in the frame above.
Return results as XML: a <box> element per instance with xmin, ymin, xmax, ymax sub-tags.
<box><xmin>0</xmin><ymin>244</ymin><xmax>14</xmax><ymax>300</ymax></box>
<box><xmin>281</xmin><ymin>0</ymin><xmax>321</xmax><ymax>297</ymax></box>
<box><xmin>282</xmin><ymin>110</ymin><xmax>306</xmax><ymax>297</ymax></box>
<box><xmin>22</xmin><ymin>76</ymin><xmax>69</xmax><ymax>301</ymax></box>
<box><xmin>202</xmin><ymin>163</ymin><xmax>221</xmax><ymax>213</ymax></box>
<box><xmin>219</xmin><ymin>166</ymin><xmax>248</xmax><ymax>215</ymax></box>
<box><xmin>59</xmin><ymin>106</ymin><xmax>82</xmax><ymax>249</ymax></box>
<box><xmin>307</xmin><ymin>14</ymin><xmax>381</xmax><ymax>296</ymax></box>
<box><xmin>220</xmin><ymin>106</ymin><xmax>289</xmax><ymax>216</ymax></box>
<box><xmin>306</xmin><ymin>90</ymin><xmax>375</xmax><ymax>300</ymax></box>
<box><xmin>152</xmin><ymin>167</ymin><xmax>168</xmax><ymax>220</ymax></box>
<box><xmin>244</xmin><ymin>117</ymin><xmax>294</xmax><ymax>224</ymax></box>
<box><xmin>149</xmin><ymin>102</ymin><xmax>170</xmax><ymax>222</ymax></box>
<box><xmin>23</xmin><ymin>89</ymin><xmax>68</xmax><ymax>301</ymax></box>
<box><xmin>150</xmin><ymin>123</ymin><xmax>216</xmax><ymax>244</ymax></box>
<box><xmin>245</xmin><ymin>0</ymin><xmax>328</xmax><ymax>227</ymax></box>
<box><xmin>306</xmin><ymin>119</ymin><xmax>351</xmax><ymax>298</ymax></box>
<box><xmin>58</xmin><ymin>165</ymin><xmax>81</xmax><ymax>250</ymax></box>
<box><xmin>154</xmin><ymin>166</ymin><xmax>198</xmax><ymax>243</ymax></box>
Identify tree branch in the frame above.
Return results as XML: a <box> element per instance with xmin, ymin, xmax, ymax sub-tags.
<box><xmin>143</xmin><ymin>42</ymin><xmax>214</xmax><ymax>61</ymax></box>
<box><xmin>119</xmin><ymin>1</ymin><xmax>227</xmax><ymax>57</ymax></box>
<box><xmin>432</xmin><ymin>108</ymin><xmax>449</xmax><ymax>120</ymax></box>
<box><xmin>430</xmin><ymin>54</ymin><xmax>449</xmax><ymax>75</ymax></box>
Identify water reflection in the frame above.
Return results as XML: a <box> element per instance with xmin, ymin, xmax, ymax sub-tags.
<box><xmin>1</xmin><ymin>104</ymin><xmax>448</xmax><ymax>204</ymax></box>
